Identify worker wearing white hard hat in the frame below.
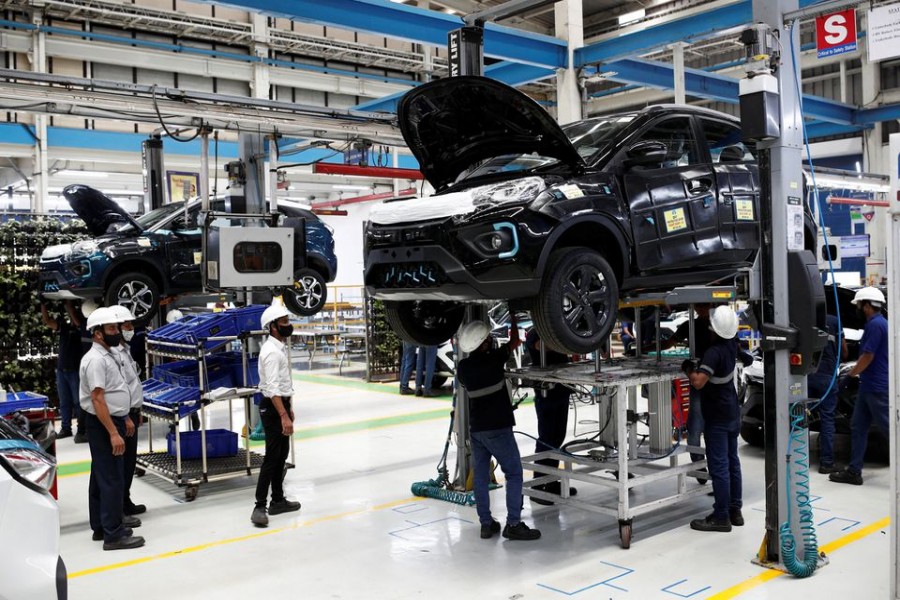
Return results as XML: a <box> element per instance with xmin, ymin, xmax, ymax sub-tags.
<box><xmin>682</xmin><ymin>305</ymin><xmax>743</xmax><ymax>533</ymax></box>
<box><xmin>251</xmin><ymin>302</ymin><xmax>301</xmax><ymax>527</ymax></box>
<box><xmin>456</xmin><ymin>316</ymin><xmax>541</xmax><ymax>541</ymax></box>
<box><xmin>78</xmin><ymin>306</ymin><xmax>145</xmax><ymax>550</ymax></box>
<box><xmin>831</xmin><ymin>287</ymin><xmax>889</xmax><ymax>486</ymax></box>
<box><xmin>108</xmin><ymin>304</ymin><xmax>146</xmax><ymax>516</ymax></box>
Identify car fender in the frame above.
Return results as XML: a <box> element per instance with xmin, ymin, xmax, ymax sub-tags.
<box><xmin>102</xmin><ymin>257</ymin><xmax>166</xmax><ymax>293</ymax></box>
<box><xmin>534</xmin><ymin>214</ymin><xmax>630</xmax><ymax>283</ymax></box>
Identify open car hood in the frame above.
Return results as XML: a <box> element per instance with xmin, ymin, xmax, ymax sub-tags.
<box><xmin>398</xmin><ymin>76</ymin><xmax>585</xmax><ymax>191</ymax></box>
<box><xmin>63</xmin><ymin>185</ymin><xmax>142</xmax><ymax>237</ymax></box>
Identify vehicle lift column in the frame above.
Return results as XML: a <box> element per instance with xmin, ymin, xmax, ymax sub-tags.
<box><xmin>743</xmin><ymin>0</ymin><xmax>825</xmax><ymax>572</ymax></box>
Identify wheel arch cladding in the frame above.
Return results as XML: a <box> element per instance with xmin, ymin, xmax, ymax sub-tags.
<box><xmin>536</xmin><ymin>218</ymin><xmax>627</xmax><ymax>285</ymax></box>
<box><xmin>103</xmin><ymin>259</ymin><xmax>165</xmax><ymax>294</ymax></box>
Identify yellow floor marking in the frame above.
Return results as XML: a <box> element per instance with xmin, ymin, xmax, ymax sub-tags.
<box><xmin>706</xmin><ymin>516</ymin><xmax>890</xmax><ymax>599</ymax></box>
<box><xmin>68</xmin><ymin>496</ymin><xmax>418</xmax><ymax>579</ymax></box>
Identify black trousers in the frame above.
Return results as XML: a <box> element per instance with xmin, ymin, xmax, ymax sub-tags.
<box><xmin>255</xmin><ymin>397</ymin><xmax>292</xmax><ymax>508</ymax></box>
<box><xmin>86</xmin><ymin>412</ymin><xmax>127</xmax><ymax>542</ymax></box>
<box><xmin>123</xmin><ymin>409</ymin><xmax>140</xmax><ymax>508</ymax></box>
<box><xmin>534</xmin><ymin>384</ymin><xmax>571</xmax><ymax>470</ymax></box>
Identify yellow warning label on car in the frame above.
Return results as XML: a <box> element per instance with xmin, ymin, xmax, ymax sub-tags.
<box><xmin>193</xmin><ymin>252</ymin><xmax>202</xmax><ymax>265</ymax></box>
<box><xmin>736</xmin><ymin>199</ymin><xmax>755</xmax><ymax>221</ymax></box>
<box><xmin>558</xmin><ymin>184</ymin><xmax>584</xmax><ymax>199</ymax></box>
<box><xmin>663</xmin><ymin>208</ymin><xmax>687</xmax><ymax>232</ymax></box>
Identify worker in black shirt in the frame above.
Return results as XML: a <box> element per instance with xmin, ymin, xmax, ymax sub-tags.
<box><xmin>524</xmin><ymin>328</ymin><xmax>576</xmax><ymax>504</ymax></box>
<box><xmin>457</xmin><ymin>316</ymin><xmax>540</xmax><ymax>542</ymax></box>
<box><xmin>683</xmin><ymin>306</ymin><xmax>743</xmax><ymax>533</ymax></box>
<box><xmin>42</xmin><ymin>299</ymin><xmax>88</xmax><ymax>442</ymax></box>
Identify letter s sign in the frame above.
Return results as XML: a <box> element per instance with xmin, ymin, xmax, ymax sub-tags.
<box><xmin>816</xmin><ymin>9</ymin><xmax>858</xmax><ymax>58</ymax></box>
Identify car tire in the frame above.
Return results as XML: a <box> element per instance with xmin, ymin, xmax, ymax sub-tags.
<box><xmin>384</xmin><ymin>300</ymin><xmax>464</xmax><ymax>346</ymax></box>
<box><xmin>532</xmin><ymin>247</ymin><xmax>618</xmax><ymax>355</ymax></box>
<box><xmin>283</xmin><ymin>268</ymin><xmax>328</xmax><ymax>317</ymax></box>
<box><xmin>105</xmin><ymin>273</ymin><xmax>160</xmax><ymax>324</ymax></box>
<box><xmin>740</xmin><ymin>422</ymin><xmax>764</xmax><ymax>447</ymax></box>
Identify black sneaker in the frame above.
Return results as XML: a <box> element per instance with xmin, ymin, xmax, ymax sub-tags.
<box><xmin>502</xmin><ymin>522</ymin><xmax>541</xmax><ymax>541</ymax></box>
<box><xmin>690</xmin><ymin>513</ymin><xmax>732</xmax><ymax>532</ymax></box>
<box><xmin>830</xmin><ymin>469</ymin><xmax>863</xmax><ymax>485</ymax></box>
<box><xmin>415</xmin><ymin>388</ymin><xmax>424</xmax><ymax>397</ymax></box>
<box><xmin>480</xmin><ymin>519</ymin><xmax>501</xmax><ymax>539</ymax></box>
<box><xmin>73</xmin><ymin>432</ymin><xmax>88</xmax><ymax>444</ymax></box>
<box><xmin>122</xmin><ymin>515</ymin><xmax>141</xmax><ymax>528</ymax></box>
<box><xmin>818</xmin><ymin>463</ymin><xmax>840</xmax><ymax>475</ymax></box>
<box><xmin>103</xmin><ymin>535</ymin><xmax>145</xmax><ymax>551</ymax></box>
<box><xmin>251</xmin><ymin>506</ymin><xmax>269</xmax><ymax>527</ymax></box>
<box><xmin>268</xmin><ymin>499</ymin><xmax>301</xmax><ymax>515</ymax></box>
<box><xmin>57</xmin><ymin>429</ymin><xmax>73</xmax><ymax>439</ymax></box>
<box><xmin>730</xmin><ymin>508</ymin><xmax>744</xmax><ymax>527</ymax></box>
<box><xmin>93</xmin><ymin>527</ymin><xmax>132</xmax><ymax>541</ymax></box>
<box><xmin>124</xmin><ymin>503</ymin><xmax>147</xmax><ymax>516</ymax></box>
<box><xmin>399</xmin><ymin>387</ymin><xmax>413</xmax><ymax>396</ymax></box>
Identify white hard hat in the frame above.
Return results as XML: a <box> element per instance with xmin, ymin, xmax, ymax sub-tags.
<box><xmin>261</xmin><ymin>303</ymin><xmax>292</xmax><ymax>330</ymax></box>
<box><xmin>109</xmin><ymin>304</ymin><xmax>135</xmax><ymax>322</ymax></box>
<box><xmin>81</xmin><ymin>299</ymin><xmax>99</xmax><ymax>318</ymax></box>
<box><xmin>458</xmin><ymin>321</ymin><xmax>491</xmax><ymax>353</ymax></box>
<box><xmin>86</xmin><ymin>306</ymin><xmax>124</xmax><ymax>331</ymax></box>
<box><xmin>851</xmin><ymin>286</ymin><xmax>885</xmax><ymax>307</ymax></box>
<box><xmin>709</xmin><ymin>306</ymin><xmax>739</xmax><ymax>340</ymax></box>
<box><xmin>166</xmin><ymin>309</ymin><xmax>184</xmax><ymax>324</ymax></box>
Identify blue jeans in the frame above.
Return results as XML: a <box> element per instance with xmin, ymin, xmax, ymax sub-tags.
<box><xmin>687</xmin><ymin>386</ymin><xmax>705</xmax><ymax>463</ymax></box>
<box><xmin>86</xmin><ymin>413</ymin><xmax>128</xmax><ymax>542</ymax></box>
<box><xmin>704</xmin><ymin>420</ymin><xmax>742</xmax><ymax>519</ymax></box>
<box><xmin>471</xmin><ymin>428</ymin><xmax>523</xmax><ymax>527</ymax></box>
<box><xmin>849</xmin><ymin>389</ymin><xmax>890</xmax><ymax>474</ymax></box>
<box><xmin>415</xmin><ymin>345</ymin><xmax>438</xmax><ymax>391</ymax></box>
<box><xmin>56</xmin><ymin>369</ymin><xmax>80</xmax><ymax>431</ymax></box>
<box><xmin>399</xmin><ymin>342</ymin><xmax>417</xmax><ymax>391</ymax></box>
<box><xmin>808</xmin><ymin>373</ymin><xmax>837</xmax><ymax>466</ymax></box>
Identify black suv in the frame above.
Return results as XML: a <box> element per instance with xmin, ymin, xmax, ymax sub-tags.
<box><xmin>364</xmin><ymin>76</ymin><xmax>813</xmax><ymax>353</ymax></box>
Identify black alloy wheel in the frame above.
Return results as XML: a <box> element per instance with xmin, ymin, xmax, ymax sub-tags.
<box><xmin>533</xmin><ymin>247</ymin><xmax>618</xmax><ymax>354</ymax></box>
<box><xmin>283</xmin><ymin>268</ymin><xmax>328</xmax><ymax>316</ymax></box>
<box><xmin>105</xmin><ymin>272</ymin><xmax>159</xmax><ymax>324</ymax></box>
<box><xmin>384</xmin><ymin>300</ymin><xmax>465</xmax><ymax>346</ymax></box>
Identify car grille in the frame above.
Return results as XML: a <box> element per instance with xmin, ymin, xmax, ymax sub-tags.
<box><xmin>368</xmin><ymin>224</ymin><xmax>441</xmax><ymax>246</ymax></box>
<box><xmin>370</xmin><ymin>262</ymin><xmax>448</xmax><ymax>289</ymax></box>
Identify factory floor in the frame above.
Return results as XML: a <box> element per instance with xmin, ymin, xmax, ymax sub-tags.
<box><xmin>57</xmin><ymin>364</ymin><xmax>893</xmax><ymax>600</ymax></box>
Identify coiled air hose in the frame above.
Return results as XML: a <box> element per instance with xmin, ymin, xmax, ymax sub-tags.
<box><xmin>779</xmin><ymin>402</ymin><xmax>819</xmax><ymax>577</ymax></box>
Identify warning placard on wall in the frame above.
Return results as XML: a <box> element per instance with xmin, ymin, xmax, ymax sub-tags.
<box><xmin>868</xmin><ymin>4</ymin><xmax>900</xmax><ymax>62</ymax></box>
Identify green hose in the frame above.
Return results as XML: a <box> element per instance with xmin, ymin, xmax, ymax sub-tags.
<box><xmin>780</xmin><ymin>402</ymin><xmax>819</xmax><ymax>577</ymax></box>
<box><xmin>411</xmin><ymin>477</ymin><xmax>476</xmax><ymax>506</ymax></box>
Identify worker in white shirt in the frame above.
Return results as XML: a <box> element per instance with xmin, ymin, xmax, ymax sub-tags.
<box><xmin>251</xmin><ymin>304</ymin><xmax>301</xmax><ymax>527</ymax></box>
<box><xmin>109</xmin><ymin>305</ymin><xmax>146</xmax><ymax>517</ymax></box>
<box><xmin>80</xmin><ymin>306</ymin><xmax>144</xmax><ymax>551</ymax></box>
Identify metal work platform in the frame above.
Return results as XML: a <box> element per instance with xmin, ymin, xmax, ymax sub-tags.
<box><xmin>509</xmin><ymin>357</ymin><xmax>709</xmax><ymax>549</ymax></box>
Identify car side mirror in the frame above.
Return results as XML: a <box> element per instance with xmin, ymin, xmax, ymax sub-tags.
<box><xmin>624</xmin><ymin>140</ymin><xmax>668</xmax><ymax>168</ymax></box>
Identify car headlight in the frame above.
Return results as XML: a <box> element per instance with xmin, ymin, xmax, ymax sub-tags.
<box><xmin>0</xmin><ymin>447</ymin><xmax>56</xmax><ymax>493</ymax></box>
<box><xmin>68</xmin><ymin>240</ymin><xmax>100</xmax><ymax>260</ymax></box>
<box><xmin>468</xmin><ymin>176</ymin><xmax>546</xmax><ymax>208</ymax></box>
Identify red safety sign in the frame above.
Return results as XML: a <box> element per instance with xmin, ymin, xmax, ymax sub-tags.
<box><xmin>816</xmin><ymin>9</ymin><xmax>858</xmax><ymax>58</ymax></box>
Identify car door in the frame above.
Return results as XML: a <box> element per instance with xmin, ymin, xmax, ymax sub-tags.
<box><xmin>699</xmin><ymin>117</ymin><xmax>760</xmax><ymax>264</ymax></box>
<box><xmin>622</xmin><ymin>115</ymin><xmax>720</xmax><ymax>272</ymax></box>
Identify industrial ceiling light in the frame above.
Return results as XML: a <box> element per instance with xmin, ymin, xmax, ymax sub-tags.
<box><xmin>57</xmin><ymin>169</ymin><xmax>108</xmax><ymax>178</ymax></box>
<box><xmin>332</xmin><ymin>184</ymin><xmax>370</xmax><ymax>190</ymax></box>
<box><xmin>618</xmin><ymin>8</ymin><xmax>646</xmax><ymax>25</ymax></box>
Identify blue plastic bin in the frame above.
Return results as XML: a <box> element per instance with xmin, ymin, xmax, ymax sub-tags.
<box><xmin>184</xmin><ymin>313</ymin><xmax>238</xmax><ymax>348</ymax></box>
<box><xmin>229</xmin><ymin>305</ymin><xmax>267</xmax><ymax>333</ymax></box>
<box><xmin>0</xmin><ymin>392</ymin><xmax>49</xmax><ymax>416</ymax></box>
<box><xmin>166</xmin><ymin>429</ymin><xmax>238</xmax><ymax>459</ymax></box>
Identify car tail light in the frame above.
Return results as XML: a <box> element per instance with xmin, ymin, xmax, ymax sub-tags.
<box><xmin>0</xmin><ymin>447</ymin><xmax>57</xmax><ymax>494</ymax></box>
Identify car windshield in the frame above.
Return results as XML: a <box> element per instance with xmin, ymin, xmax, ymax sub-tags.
<box><xmin>454</xmin><ymin>113</ymin><xmax>637</xmax><ymax>182</ymax></box>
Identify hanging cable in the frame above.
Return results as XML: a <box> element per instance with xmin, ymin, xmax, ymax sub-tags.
<box><xmin>151</xmin><ymin>84</ymin><xmax>202</xmax><ymax>142</ymax></box>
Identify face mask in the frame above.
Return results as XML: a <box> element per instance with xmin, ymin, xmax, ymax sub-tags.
<box><xmin>277</xmin><ymin>323</ymin><xmax>294</xmax><ymax>338</ymax></box>
<box><xmin>122</xmin><ymin>329</ymin><xmax>135</xmax><ymax>342</ymax></box>
<box><xmin>103</xmin><ymin>332</ymin><xmax>122</xmax><ymax>347</ymax></box>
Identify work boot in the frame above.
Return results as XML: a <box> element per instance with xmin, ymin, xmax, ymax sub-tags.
<box><xmin>829</xmin><ymin>469</ymin><xmax>863</xmax><ymax>485</ymax></box>
<box><xmin>690</xmin><ymin>513</ymin><xmax>732</xmax><ymax>532</ymax></box>
<box><xmin>103</xmin><ymin>535</ymin><xmax>145</xmax><ymax>551</ymax></box>
<box><xmin>93</xmin><ymin>527</ymin><xmax>132</xmax><ymax>541</ymax></box>
<box><xmin>74</xmin><ymin>431</ymin><xmax>88</xmax><ymax>444</ymax></box>
<box><xmin>124</xmin><ymin>502</ymin><xmax>147</xmax><ymax>516</ymax></box>
<box><xmin>480</xmin><ymin>519</ymin><xmax>501</xmax><ymax>539</ymax></box>
<box><xmin>122</xmin><ymin>515</ymin><xmax>141</xmax><ymax>528</ymax></box>
<box><xmin>57</xmin><ymin>428</ymin><xmax>73</xmax><ymax>439</ymax></box>
<box><xmin>415</xmin><ymin>388</ymin><xmax>424</xmax><ymax>397</ymax></box>
<box><xmin>399</xmin><ymin>387</ymin><xmax>413</xmax><ymax>396</ymax></box>
<box><xmin>730</xmin><ymin>508</ymin><xmax>744</xmax><ymax>527</ymax></box>
<box><xmin>818</xmin><ymin>463</ymin><xmax>840</xmax><ymax>475</ymax></box>
<box><xmin>251</xmin><ymin>506</ymin><xmax>269</xmax><ymax>527</ymax></box>
<box><xmin>422</xmin><ymin>389</ymin><xmax>439</xmax><ymax>397</ymax></box>
<box><xmin>502</xmin><ymin>522</ymin><xmax>541</xmax><ymax>541</ymax></box>
<box><xmin>268</xmin><ymin>499</ymin><xmax>301</xmax><ymax>515</ymax></box>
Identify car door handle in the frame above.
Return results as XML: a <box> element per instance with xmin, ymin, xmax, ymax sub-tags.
<box><xmin>688</xmin><ymin>178</ymin><xmax>713</xmax><ymax>194</ymax></box>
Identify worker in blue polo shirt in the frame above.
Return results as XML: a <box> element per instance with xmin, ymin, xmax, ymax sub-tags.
<box><xmin>683</xmin><ymin>306</ymin><xmax>743</xmax><ymax>533</ymax></box>
<box><xmin>830</xmin><ymin>287</ymin><xmax>889</xmax><ymax>486</ymax></box>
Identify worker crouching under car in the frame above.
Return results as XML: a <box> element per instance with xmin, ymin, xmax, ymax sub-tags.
<box><xmin>683</xmin><ymin>306</ymin><xmax>743</xmax><ymax>533</ymax></box>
